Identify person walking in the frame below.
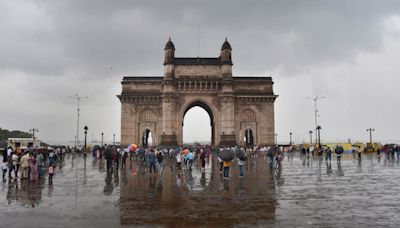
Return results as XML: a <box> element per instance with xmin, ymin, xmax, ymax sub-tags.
<box><xmin>2</xmin><ymin>161</ymin><xmax>8</xmax><ymax>182</ymax></box>
<box><xmin>7</xmin><ymin>152</ymin><xmax>14</xmax><ymax>179</ymax></box>
<box><xmin>48</xmin><ymin>164</ymin><xmax>54</xmax><ymax>185</ymax></box>
<box><xmin>156</xmin><ymin>151</ymin><xmax>163</xmax><ymax>176</ymax></box>
<box><xmin>325</xmin><ymin>147</ymin><xmax>332</xmax><ymax>162</ymax></box>
<box><xmin>148</xmin><ymin>150</ymin><xmax>156</xmax><ymax>175</ymax></box>
<box><xmin>357</xmin><ymin>146</ymin><xmax>362</xmax><ymax>162</ymax></box>
<box><xmin>187</xmin><ymin>150</ymin><xmax>194</xmax><ymax>171</ymax></box>
<box><xmin>105</xmin><ymin>146</ymin><xmax>113</xmax><ymax>172</ymax></box>
<box><xmin>113</xmin><ymin>148</ymin><xmax>120</xmax><ymax>170</ymax></box>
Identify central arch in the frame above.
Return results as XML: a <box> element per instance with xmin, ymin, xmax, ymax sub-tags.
<box><xmin>181</xmin><ymin>100</ymin><xmax>215</xmax><ymax>145</ymax></box>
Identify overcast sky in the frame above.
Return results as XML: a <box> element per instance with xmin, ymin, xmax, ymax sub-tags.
<box><xmin>1</xmin><ymin>0</ymin><xmax>400</xmax><ymax>145</ymax></box>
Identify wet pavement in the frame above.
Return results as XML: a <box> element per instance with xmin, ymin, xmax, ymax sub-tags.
<box><xmin>1</xmin><ymin>153</ymin><xmax>400</xmax><ymax>227</ymax></box>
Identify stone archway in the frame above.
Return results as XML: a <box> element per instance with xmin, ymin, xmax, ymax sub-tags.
<box><xmin>118</xmin><ymin>38</ymin><xmax>278</xmax><ymax>146</ymax></box>
<box><xmin>180</xmin><ymin>100</ymin><xmax>216</xmax><ymax>145</ymax></box>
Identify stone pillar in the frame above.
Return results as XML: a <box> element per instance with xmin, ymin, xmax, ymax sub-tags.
<box><xmin>219</xmin><ymin>77</ymin><xmax>236</xmax><ymax>146</ymax></box>
<box><xmin>121</xmin><ymin>102</ymin><xmax>137</xmax><ymax>145</ymax></box>
<box><xmin>160</xmin><ymin>82</ymin><xmax>178</xmax><ymax>146</ymax></box>
<box><xmin>259</xmin><ymin>101</ymin><xmax>275</xmax><ymax>145</ymax></box>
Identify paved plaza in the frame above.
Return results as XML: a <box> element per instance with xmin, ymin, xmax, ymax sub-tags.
<box><xmin>1</xmin><ymin>153</ymin><xmax>400</xmax><ymax>227</ymax></box>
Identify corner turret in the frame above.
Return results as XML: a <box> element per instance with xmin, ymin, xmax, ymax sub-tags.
<box><xmin>220</xmin><ymin>38</ymin><xmax>232</xmax><ymax>65</ymax></box>
<box><xmin>164</xmin><ymin>37</ymin><xmax>175</xmax><ymax>65</ymax></box>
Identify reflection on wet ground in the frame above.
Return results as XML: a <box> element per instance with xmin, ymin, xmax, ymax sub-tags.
<box><xmin>120</xmin><ymin>156</ymin><xmax>276</xmax><ymax>227</ymax></box>
<box><xmin>1</xmin><ymin>153</ymin><xmax>400</xmax><ymax>227</ymax></box>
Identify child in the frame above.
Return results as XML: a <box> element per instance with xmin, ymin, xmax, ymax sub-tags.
<box><xmin>48</xmin><ymin>164</ymin><xmax>54</xmax><ymax>184</ymax></box>
<box><xmin>223</xmin><ymin>160</ymin><xmax>230</xmax><ymax>180</ymax></box>
<box><xmin>2</xmin><ymin>162</ymin><xmax>8</xmax><ymax>182</ymax></box>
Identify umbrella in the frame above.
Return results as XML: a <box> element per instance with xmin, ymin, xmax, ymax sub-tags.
<box><xmin>234</xmin><ymin>148</ymin><xmax>246</xmax><ymax>161</ymax></box>
<box><xmin>335</xmin><ymin>146</ymin><xmax>344</xmax><ymax>154</ymax></box>
<box><xmin>220</xmin><ymin>149</ymin><xmax>235</xmax><ymax>161</ymax></box>
<box><xmin>128</xmin><ymin>144</ymin><xmax>137</xmax><ymax>152</ymax></box>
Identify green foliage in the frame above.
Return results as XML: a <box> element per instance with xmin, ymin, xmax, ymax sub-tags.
<box><xmin>0</xmin><ymin>127</ymin><xmax>32</xmax><ymax>141</ymax></box>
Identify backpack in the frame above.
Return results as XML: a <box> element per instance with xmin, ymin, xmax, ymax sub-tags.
<box><xmin>157</xmin><ymin>153</ymin><xmax>163</xmax><ymax>163</ymax></box>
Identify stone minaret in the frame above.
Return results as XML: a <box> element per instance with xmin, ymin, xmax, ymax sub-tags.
<box><xmin>160</xmin><ymin>38</ymin><xmax>178</xmax><ymax>145</ymax></box>
<box><xmin>219</xmin><ymin>38</ymin><xmax>236</xmax><ymax>145</ymax></box>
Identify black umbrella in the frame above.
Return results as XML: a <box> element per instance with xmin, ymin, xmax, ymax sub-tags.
<box><xmin>335</xmin><ymin>146</ymin><xmax>344</xmax><ymax>154</ymax></box>
<box><xmin>220</xmin><ymin>149</ymin><xmax>235</xmax><ymax>161</ymax></box>
<box><xmin>235</xmin><ymin>148</ymin><xmax>247</xmax><ymax>161</ymax></box>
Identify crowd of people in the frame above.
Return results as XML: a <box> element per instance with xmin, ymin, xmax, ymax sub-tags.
<box><xmin>2</xmin><ymin>146</ymin><xmax>66</xmax><ymax>184</ymax></box>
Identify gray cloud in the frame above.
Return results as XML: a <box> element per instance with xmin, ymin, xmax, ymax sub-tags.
<box><xmin>1</xmin><ymin>0</ymin><xmax>400</xmax><ymax>144</ymax></box>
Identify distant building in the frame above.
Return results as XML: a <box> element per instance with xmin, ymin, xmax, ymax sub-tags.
<box><xmin>7</xmin><ymin>138</ymin><xmax>41</xmax><ymax>150</ymax></box>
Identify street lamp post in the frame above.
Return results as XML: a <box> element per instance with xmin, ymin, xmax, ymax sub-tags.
<box><xmin>101</xmin><ymin>132</ymin><xmax>104</xmax><ymax>147</ymax></box>
<box><xmin>84</xmin><ymin>126</ymin><xmax>88</xmax><ymax>149</ymax></box>
<box><xmin>316</xmin><ymin>126</ymin><xmax>321</xmax><ymax>148</ymax></box>
<box><xmin>29</xmin><ymin>128</ymin><xmax>39</xmax><ymax>140</ymax></box>
<box><xmin>367</xmin><ymin>128</ymin><xmax>375</xmax><ymax>144</ymax></box>
<box><xmin>309</xmin><ymin>130</ymin><xmax>313</xmax><ymax>145</ymax></box>
<box><xmin>69</xmin><ymin>94</ymin><xmax>88</xmax><ymax>149</ymax></box>
<box><xmin>306</xmin><ymin>96</ymin><xmax>325</xmax><ymax>144</ymax></box>
<box><xmin>289</xmin><ymin>132</ymin><xmax>293</xmax><ymax>146</ymax></box>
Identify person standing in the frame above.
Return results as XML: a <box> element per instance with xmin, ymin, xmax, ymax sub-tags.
<box><xmin>335</xmin><ymin>146</ymin><xmax>343</xmax><ymax>163</ymax></box>
<box><xmin>223</xmin><ymin>160</ymin><xmax>230</xmax><ymax>180</ymax></box>
<box><xmin>36</xmin><ymin>152</ymin><xmax>44</xmax><ymax>178</ymax></box>
<box><xmin>12</xmin><ymin>152</ymin><xmax>20</xmax><ymax>178</ymax></box>
<box><xmin>218</xmin><ymin>156</ymin><xmax>223</xmax><ymax>174</ymax></box>
<box><xmin>121</xmin><ymin>149</ymin><xmax>128</xmax><ymax>169</ymax></box>
<box><xmin>200</xmin><ymin>150</ymin><xmax>206</xmax><ymax>172</ymax></box>
<box><xmin>20</xmin><ymin>152</ymin><xmax>30</xmax><ymax>179</ymax></box>
<box><xmin>187</xmin><ymin>150</ymin><xmax>194</xmax><ymax>171</ymax></box>
<box><xmin>30</xmin><ymin>156</ymin><xmax>38</xmax><ymax>182</ymax></box>
<box><xmin>176</xmin><ymin>152</ymin><xmax>182</xmax><ymax>170</ymax></box>
<box><xmin>238</xmin><ymin>157</ymin><xmax>245</xmax><ymax>178</ymax></box>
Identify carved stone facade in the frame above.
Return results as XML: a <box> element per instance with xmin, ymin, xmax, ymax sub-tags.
<box><xmin>118</xmin><ymin>38</ymin><xmax>278</xmax><ymax>146</ymax></box>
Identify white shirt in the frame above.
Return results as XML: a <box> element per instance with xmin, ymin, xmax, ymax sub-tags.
<box><xmin>7</xmin><ymin>148</ymin><xmax>12</xmax><ymax>157</ymax></box>
<box><xmin>2</xmin><ymin>163</ymin><xmax>8</xmax><ymax>170</ymax></box>
<box><xmin>176</xmin><ymin>153</ymin><xmax>182</xmax><ymax>163</ymax></box>
<box><xmin>12</xmin><ymin>154</ymin><xmax>19</xmax><ymax>165</ymax></box>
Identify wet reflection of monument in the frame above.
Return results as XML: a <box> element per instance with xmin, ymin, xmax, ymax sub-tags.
<box><xmin>120</xmin><ymin>156</ymin><xmax>277</xmax><ymax>227</ymax></box>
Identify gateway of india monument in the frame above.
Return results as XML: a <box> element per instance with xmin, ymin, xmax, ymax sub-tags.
<box><xmin>118</xmin><ymin>38</ymin><xmax>278</xmax><ymax>146</ymax></box>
